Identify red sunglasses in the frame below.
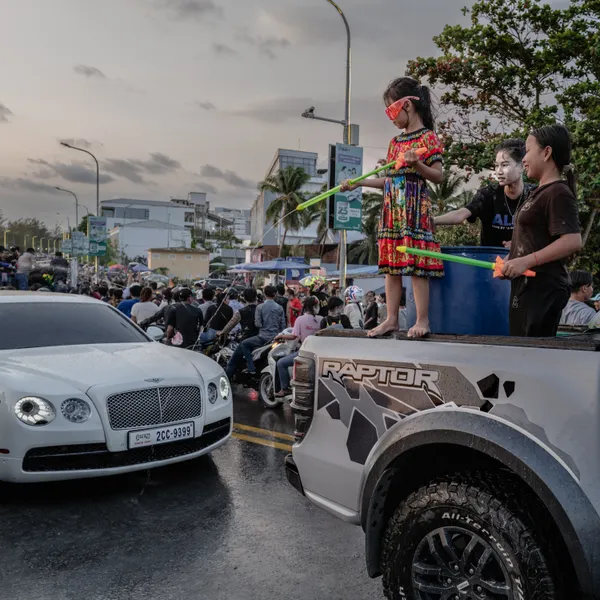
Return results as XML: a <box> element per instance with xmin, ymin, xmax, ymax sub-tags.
<box><xmin>385</xmin><ymin>96</ymin><xmax>420</xmax><ymax>121</ymax></box>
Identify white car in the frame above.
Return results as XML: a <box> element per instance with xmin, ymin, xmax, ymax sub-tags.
<box><xmin>0</xmin><ymin>291</ymin><xmax>232</xmax><ymax>482</ymax></box>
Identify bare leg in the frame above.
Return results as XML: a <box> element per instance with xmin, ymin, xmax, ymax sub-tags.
<box><xmin>368</xmin><ymin>274</ymin><xmax>402</xmax><ymax>337</ymax></box>
<box><xmin>408</xmin><ymin>276</ymin><xmax>430</xmax><ymax>338</ymax></box>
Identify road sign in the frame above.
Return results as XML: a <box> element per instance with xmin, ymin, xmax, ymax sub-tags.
<box><xmin>329</xmin><ymin>143</ymin><xmax>363</xmax><ymax>232</ymax></box>
<box><xmin>71</xmin><ymin>231</ymin><xmax>88</xmax><ymax>256</ymax></box>
<box><xmin>87</xmin><ymin>216</ymin><xmax>107</xmax><ymax>256</ymax></box>
<box><xmin>61</xmin><ymin>239</ymin><xmax>72</xmax><ymax>254</ymax></box>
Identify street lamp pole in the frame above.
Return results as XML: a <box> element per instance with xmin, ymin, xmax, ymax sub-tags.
<box><xmin>55</xmin><ymin>187</ymin><xmax>79</xmax><ymax>229</ymax></box>
<box><xmin>3</xmin><ymin>230</ymin><xmax>10</xmax><ymax>248</ymax></box>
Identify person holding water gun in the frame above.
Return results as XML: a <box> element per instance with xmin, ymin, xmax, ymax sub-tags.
<box><xmin>341</xmin><ymin>77</ymin><xmax>444</xmax><ymax>337</ymax></box>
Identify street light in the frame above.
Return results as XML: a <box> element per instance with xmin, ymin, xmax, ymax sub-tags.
<box><xmin>32</xmin><ymin>236</ymin><xmax>38</xmax><ymax>249</ymax></box>
<box><xmin>40</xmin><ymin>238</ymin><xmax>46</xmax><ymax>253</ymax></box>
<box><xmin>3</xmin><ymin>229</ymin><xmax>10</xmax><ymax>248</ymax></box>
<box><xmin>55</xmin><ymin>186</ymin><xmax>79</xmax><ymax>229</ymax></box>
<box><xmin>24</xmin><ymin>234</ymin><xmax>30</xmax><ymax>248</ymax></box>
<box><xmin>301</xmin><ymin>0</ymin><xmax>352</xmax><ymax>291</ymax></box>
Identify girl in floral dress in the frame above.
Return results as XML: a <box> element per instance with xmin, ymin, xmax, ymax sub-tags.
<box><xmin>341</xmin><ymin>77</ymin><xmax>444</xmax><ymax>337</ymax></box>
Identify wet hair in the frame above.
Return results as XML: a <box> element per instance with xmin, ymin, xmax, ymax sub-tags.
<box><xmin>264</xmin><ymin>285</ymin><xmax>277</xmax><ymax>299</ymax></box>
<box><xmin>327</xmin><ymin>296</ymin><xmax>344</xmax><ymax>312</ymax></box>
<box><xmin>303</xmin><ymin>295</ymin><xmax>320</xmax><ymax>316</ymax></box>
<box><xmin>172</xmin><ymin>288</ymin><xmax>181</xmax><ymax>302</ymax></box>
<box><xmin>569</xmin><ymin>270</ymin><xmax>592</xmax><ymax>292</ymax></box>
<box><xmin>495</xmin><ymin>138</ymin><xmax>526</xmax><ymax>163</ymax></box>
<box><xmin>530</xmin><ymin>124</ymin><xmax>576</xmax><ymax>195</ymax></box>
<box><xmin>202</xmin><ymin>287</ymin><xmax>215</xmax><ymax>301</ymax></box>
<box><xmin>162</xmin><ymin>287</ymin><xmax>173</xmax><ymax>303</ymax></box>
<box><xmin>243</xmin><ymin>288</ymin><xmax>257</xmax><ymax>303</ymax></box>
<box><xmin>276</xmin><ymin>283</ymin><xmax>286</xmax><ymax>296</ymax></box>
<box><xmin>179</xmin><ymin>288</ymin><xmax>193</xmax><ymax>302</ymax></box>
<box><xmin>379</xmin><ymin>292</ymin><xmax>386</xmax><ymax>303</ymax></box>
<box><xmin>112</xmin><ymin>288</ymin><xmax>123</xmax><ymax>301</ymax></box>
<box><xmin>98</xmin><ymin>284</ymin><xmax>109</xmax><ymax>297</ymax></box>
<box><xmin>129</xmin><ymin>284</ymin><xmax>142</xmax><ymax>298</ymax></box>
<box><xmin>287</xmin><ymin>288</ymin><xmax>295</xmax><ymax>297</ymax></box>
<box><xmin>140</xmin><ymin>287</ymin><xmax>153</xmax><ymax>302</ymax></box>
<box><xmin>215</xmin><ymin>292</ymin><xmax>227</xmax><ymax>305</ymax></box>
<box><xmin>383</xmin><ymin>77</ymin><xmax>435</xmax><ymax>131</ymax></box>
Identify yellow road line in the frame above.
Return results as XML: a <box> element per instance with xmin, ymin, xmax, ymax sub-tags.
<box><xmin>233</xmin><ymin>422</ymin><xmax>295</xmax><ymax>442</ymax></box>
<box><xmin>232</xmin><ymin>432</ymin><xmax>293</xmax><ymax>452</ymax></box>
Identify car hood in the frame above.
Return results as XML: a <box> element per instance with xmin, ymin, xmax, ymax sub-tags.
<box><xmin>0</xmin><ymin>343</ymin><xmax>220</xmax><ymax>393</ymax></box>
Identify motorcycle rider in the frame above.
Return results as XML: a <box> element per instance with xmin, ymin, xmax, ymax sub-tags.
<box><xmin>273</xmin><ymin>296</ymin><xmax>321</xmax><ymax>398</ymax></box>
<box><xmin>225</xmin><ymin>285</ymin><xmax>286</xmax><ymax>379</ymax></box>
<box><xmin>321</xmin><ymin>296</ymin><xmax>353</xmax><ymax>330</ymax></box>
<box><xmin>343</xmin><ymin>285</ymin><xmax>365</xmax><ymax>329</ymax></box>
<box><xmin>219</xmin><ymin>288</ymin><xmax>259</xmax><ymax>340</ymax></box>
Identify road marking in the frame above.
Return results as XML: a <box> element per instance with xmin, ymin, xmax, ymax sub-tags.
<box><xmin>233</xmin><ymin>422</ymin><xmax>295</xmax><ymax>442</ymax></box>
<box><xmin>232</xmin><ymin>432</ymin><xmax>292</xmax><ymax>452</ymax></box>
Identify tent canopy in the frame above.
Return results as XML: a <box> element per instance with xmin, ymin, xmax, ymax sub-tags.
<box><xmin>240</xmin><ymin>258</ymin><xmax>309</xmax><ymax>272</ymax></box>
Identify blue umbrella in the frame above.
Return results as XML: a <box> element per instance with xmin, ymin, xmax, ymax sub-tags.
<box><xmin>132</xmin><ymin>263</ymin><xmax>151</xmax><ymax>272</ymax></box>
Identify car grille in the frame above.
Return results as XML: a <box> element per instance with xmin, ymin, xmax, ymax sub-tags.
<box><xmin>22</xmin><ymin>418</ymin><xmax>231</xmax><ymax>472</ymax></box>
<box><xmin>106</xmin><ymin>386</ymin><xmax>202</xmax><ymax>430</ymax></box>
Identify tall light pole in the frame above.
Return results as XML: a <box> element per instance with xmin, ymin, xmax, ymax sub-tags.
<box><xmin>60</xmin><ymin>141</ymin><xmax>100</xmax><ymax>277</ymax></box>
<box><xmin>24</xmin><ymin>234</ymin><xmax>30</xmax><ymax>248</ymax></box>
<box><xmin>55</xmin><ymin>186</ymin><xmax>79</xmax><ymax>229</ymax></box>
<box><xmin>32</xmin><ymin>236</ymin><xmax>38</xmax><ymax>250</ymax></box>
<box><xmin>3</xmin><ymin>230</ymin><xmax>10</xmax><ymax>248</ymax></box>
<box><xmin>40</xmin><ymin>238</ymin><xmax>46</xmax><ymax>253</ymax></box>
<box><xmin>301</xmin><ymin>0</ymin><xmax>351</xmax><ymax>292</ymax></box>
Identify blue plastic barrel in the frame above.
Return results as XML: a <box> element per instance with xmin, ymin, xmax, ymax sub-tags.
<box><xmin>405</xmin><ymin>246</ymin><xmax>510</xmax><ymax>336</ymax></box>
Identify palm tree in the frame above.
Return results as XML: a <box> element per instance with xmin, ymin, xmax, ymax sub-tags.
<box><xmin>259</xmin><ymin>166</ymin><xmax>311</xmax><ymax>256</ymax></box>
<box><xmin>298</xmin><ymin>190</ymin><xmax>330</xmax><ymax>255</ymax></box>
<box><xmin>348</xmin><ymin>215</ymin><xmax>379</xmax><ymax>265</ymax></box>
<box><xmin>428</xmin><ymin>170</ymin><xmax>466</xmax><ymax>213</ymax></box>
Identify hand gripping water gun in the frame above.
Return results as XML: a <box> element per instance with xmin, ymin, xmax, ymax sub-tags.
<box><xmin>297</xmin><ymin>147</ymin><xmax>428</xmax><ymax>211</ymax></box>
<box><xmin>396</xmin><ymin>246</ymin><xmax>537</xmax><ymax>278</ymax></box>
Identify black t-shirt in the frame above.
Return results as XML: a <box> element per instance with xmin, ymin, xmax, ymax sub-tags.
<box><xmin>204</xmin><ymin>303</ymin><xmax>234</xmax><ymax>331</ymax></box>
<box><xmin>315</xmin><ymin>292</ymin><xmax>329</xmax><ymax>317</ymax></box>
<box><xmin>509</xmin><ymin>181</ymin><xmax>580</xmax><ymax>284</ymax></box>
<box><xmin>320</xmin><ymin>314</ymin><xmax>352</xmax><ymax>329</ymax></box>
<box><xmin>274</xmin><ymin>295</ymin><xmax>288</xmax><ymax>315</ymax></box>
<box><xmin>239</xmin><ymin>304</ymin><xmax>259</xmax><ymax>339</ymax></box>
<box><xmin>466</xmin><ymin>184</ymin><xmax>536</xmax><ymax>247</ymax></box>
<box><xmin>167</xmin><ymin>303</ymin><xmax>204</xmax><ymax>348</ymax></box>
<box><xmin>364</xmin><ymin>302</ymin><xmax>379</xmax><ymax>330</ymax></box>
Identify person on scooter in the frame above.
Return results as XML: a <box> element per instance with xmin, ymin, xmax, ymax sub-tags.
<box><xmin>320</xmin><ymin>296</ymin><xmax>353</xmax><ymax>330</ymax></box>
<box><xmin>200</xmin><ymin>292</ymin><xmax>233</xmax><ymax>345</ymax></box>
<box><xmin>273</xmin><ymin>296</ymin><xmax>321</xmax><ymax>398</ymax></box>
<box><xmin>219</xmin><ymin>287</ymin><xmax>259</xmax><ymax>340</ymax></box>
<box><xmin>224</xmin><ymin>285</ymin><xmax>286</xmax><ymax>379</ymax></box>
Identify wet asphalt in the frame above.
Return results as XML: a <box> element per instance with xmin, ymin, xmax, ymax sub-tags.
<box><xmin>0</xmin><ymin>387</ymin><xmax>383</xmax><ymax>600</ymax></box>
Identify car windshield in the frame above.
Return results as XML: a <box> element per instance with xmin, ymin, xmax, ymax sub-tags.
<box><xmin>0</xmin><ymin>301</ymin><xmax>150</xmax><ymax>350</ymax></box>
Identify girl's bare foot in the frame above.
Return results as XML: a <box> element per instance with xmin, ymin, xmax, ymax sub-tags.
<box><xmin>367</xmin><ymin>319</ymin><xmax>399</xmax><ymax>337</ymax></box>
<box><xmin>407</xmin><ymin>319</ymin><xmax>430</xmax><ymax>338</ymax></box>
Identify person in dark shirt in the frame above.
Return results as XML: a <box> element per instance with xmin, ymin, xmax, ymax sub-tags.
<box><xmin>501</xmin><ymin>125</ymin><xmax>582</xmax><ymax>337</ymax></box>
<box><xmin>166</xmin><ymin>288</ymin><xmax>204</xmax><ymax>349</ymax></box>
<box><xmin>435</xmin><ymin>139</ymin><xmax>534</xmax><ymax>248</ymax></box>
<box><xmin>220</xmin><ymin>288</ymin><xmax>259</xmax><ymax>340</ymax></box>
<box><xmin>320</xmin><ymin>296</ymin><xmax>353</xmax><ymax>330</ymax></box>
<box><xmin>201</xmin><ymin>292</ymin><xmax>234</xmax><ymax>344</ymax></box>
<box><xmin>50</xmin><ymin>251</ymin><xmax>69</xmax><ymax>269</ymax></box>
<box><xmin>274</xmin><ymin>284</ymin><xmax>288</xmax><ymax>317</ymax></box>
<box><xmin>363</xmin><ymin>290</ymin><xmax>379</xmax><ymax>330</ymax></box>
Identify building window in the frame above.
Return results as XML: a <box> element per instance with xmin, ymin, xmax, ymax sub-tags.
<box><xmin>184</xmin><ymin>212</ymin><xmax>194</xmax><ymax>223</ymax></box>
<box><xmin>153</xmin><ymin>253</ymin><xmax>161</xmax><ymax>259</ymax></box>
<box><xmin>114</xmin><ymin>207</ymin><xmax>149</xmax><ymax>220</ymax></box>
<box><xmin>102</xmin><ymin>208</ymin><xmax>115</xmax><ymax>217</ymax></box>
<box><xmin>169</xmin><ymin>254</ymin><xmax>176</xmax><ymax>260</ymax></box>
<box><xmin>185</xmin><ymin>255</ymin><xmax>192</xmax><ymax>260</ymax></box>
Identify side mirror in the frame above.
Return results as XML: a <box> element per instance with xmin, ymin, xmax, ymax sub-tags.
<box><xmin>147</xmin><ymin>326</ymin><xmax>165</xmax><ymax>342</ymax></box>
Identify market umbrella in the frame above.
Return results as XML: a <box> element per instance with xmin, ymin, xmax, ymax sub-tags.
<box><xmin>108</xmin><ymin>264</ymin><xmax>125</xmax><ymax>271</ymax></box>
<box><xmin>300</xmin><ymin>274</ymin><xmax>327</xmax><ymax>287</ymax></box>
<box><xmin>132</xmin><ymin>264</ymin><xmax>151</xmax><ymax>272</ymax></box>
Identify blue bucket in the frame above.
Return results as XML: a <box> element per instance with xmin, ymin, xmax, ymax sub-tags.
<box><xmin>405</xmin><ymin>246</ymin><xmax>510</xmax><ymax>336</ymax></box>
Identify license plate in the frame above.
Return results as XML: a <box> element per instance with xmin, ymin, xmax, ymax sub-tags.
<box><xmin>128</xmin><ymin>422</ymin><xmax>195</xmax><ymax>448</ymax></box>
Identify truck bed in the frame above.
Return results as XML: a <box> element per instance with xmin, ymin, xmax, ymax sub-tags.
<box><xmin>315</xmin><ymin>328</ymin><xmax>600</xmax><ymax>352</ymax></box>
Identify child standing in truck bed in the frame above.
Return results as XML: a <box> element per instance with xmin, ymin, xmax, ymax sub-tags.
<box><xmin>341</xmin><ymin>77</ymin><xmax>444</xmax><ymax>338</ymax></box>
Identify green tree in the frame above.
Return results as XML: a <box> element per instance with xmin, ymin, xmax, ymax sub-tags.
<box><xmin>210</xmin><ymin>228</ymin><xmax>242</xmax><ymax>248</ymax></box>
<box><xmin>259</xmin><ymin>166</ymin><xmax>311</xmax><ymax>256</ymax></box>
<box><xmin>348</xmin><ymin>217</ymin><xmax>379</xmax><ymax>265</ymax></box>
<box><xmin>2</xmin><ymin>218</ymin><xmax>56</xmax><ymax>249</ymax></box>
<box><xmin>428</xmin><ymin>170</ymin><xmax>466</xmax><ymax>213</ymax></box>
<box><xmin>78</xmin><ymin>215</ymin><xmax>88</xmax><ymax>234</ymax></box>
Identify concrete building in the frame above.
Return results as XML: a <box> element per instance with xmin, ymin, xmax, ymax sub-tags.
<box><xmin>213</xmin><ymin>207</ymin><xmax>251</xmax><ymax>240</ymax></box>
<box><xmin>108</xmin><ymin>220</ymin><xmax>192</xmax><ymax>261</ymax></box>
<box><xmin>148</xmin><ymin>247</ymin><xmax>210</xmax><ymax>280</ymax></box>
<box><xmin>210</xmin><ymin>248</ymin><xmax>246</xmax><ymax>268</ymax></box>
<box><xmin>250</xmin><ymin>149</ymin><xmax>328</xmax><ymax>247</ymax></box>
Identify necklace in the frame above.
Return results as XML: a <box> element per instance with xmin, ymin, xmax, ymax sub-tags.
<box><xmin>503</xmin><ymin>187</ymin><xmax>525</xmax><ymax>220</ymax></box>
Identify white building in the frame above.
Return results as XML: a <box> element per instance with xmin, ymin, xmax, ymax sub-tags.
<box><xmin>213</xmin><ymin>207</ymin><xmax>251</xmax><ymax>240</ymax></box>
<box><xmin>108</xmin><ymin>220</ymin><xmax>192</xmax><ymax>261</ymax></box>
<box><xmin>250</xmin><ymin>149</ymin><xmax>328</xmax><ymax>247</ymax></box>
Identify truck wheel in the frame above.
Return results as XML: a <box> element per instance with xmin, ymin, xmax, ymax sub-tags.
<box><xmin>259</xmin><ymin>373</ymin><xmax>283</xmax><ymax>410</ymax></box>
<box><xmin>381</xmin><ymin>475</ymin><xmax>558</xmax><ymax>600</ymax></box>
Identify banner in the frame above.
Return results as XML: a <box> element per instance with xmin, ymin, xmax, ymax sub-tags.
<box><xmin>71</xmin><ymin>231</ymin><xmax>88</xmax><ymax>257</ymax></box>
<box><xmin>61</xmin><ymin>239</ymin><xmax>73</xmax><ymax>254</ymax></box>
<box><xmin>87</xmin><ymin>216</ymin><xmax>107</xmax><ymax>257</ymax></box>
<box><xmin>332</xmin><ymin>143</ymin><xmax>363</xmax><ymax>231</ymax></box>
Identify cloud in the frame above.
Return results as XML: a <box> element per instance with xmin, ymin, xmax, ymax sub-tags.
<box><xmin>237</xmin><ymin>29</ymin><xmax>290</xmax><ymax>59</ymax></box>
<box><xmin>190</xmin><ymin>182</ymin><xmax>219</xmax><ymax>194</ymax></box>
<box><xmin>103</xmin><ymin>153</ymin><xmax>181</xmax><ymax>183</ymax></box>
<box><xmin>73</xmin><ymin>64</ymin><xmax>107</xmax><ymax>79</ymax></box>
<box><xmin>212</xmin><ymin>42</ymin><xmax>237</xmax><ymax>56</ymax></box>
<box><xmin>0</xmin><ymin>103</ymin><xmax>13</xmax><ymax>123</ymax></box>
<box><xmin>228</xmin><ymin>96</ymin><xmax>315</xmax><ymax>123</ymax></box>
<box><xmin>196</xmin><ymin>101</ymin><xmax>216</xmax><ymax>110</ymax></box>
<box><xmin>0</xmin><ymin>177</ymin><xmax>61</xmax><ymax>195</ymax></box>
<box><xmin>58</xmin><ymin>138</ymin><xmax>94</xmax><ymax>149</ymax></box>
<box><xmin>200</xmin><ymin>164</ymin><xmax>254</xmax><ymax>189</ymax></box>
<box><xmin>29</xmin><ymin>159</ymin><xmax>114</xmax><ymax>184</ymax></box>
<box><xmin>157</xmin><ymin>0</ymin><xmax>223</xmax><ymax>20</ymax></box>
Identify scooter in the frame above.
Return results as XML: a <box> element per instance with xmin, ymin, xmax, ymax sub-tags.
<box><xmin>259</xmin><ymin>329</ymin><xmax>298</xmax><ymax>410</ymax></box>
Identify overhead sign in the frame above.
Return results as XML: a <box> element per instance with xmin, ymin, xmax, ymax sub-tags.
<box><xmin>329</xmin><ymin>143</ymin><xmax>363</xmax><ymax>232</ymax></box>
<box><xmin>87</xmin><ymin>216</ymin><xmax>107</xmax><ymax>256</ymax></box>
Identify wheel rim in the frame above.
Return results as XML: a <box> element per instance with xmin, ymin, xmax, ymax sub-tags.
<box><xmin>260</xmin><ymin>375</ymin><xmax>276</xmax><ymax>405</ymax></box>
<box><xmin>411</xmin><ymin>526</ymin><xmax>512</xmax><ymax>599</ymax></box>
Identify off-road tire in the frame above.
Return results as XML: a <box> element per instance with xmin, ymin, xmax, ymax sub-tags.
<box><xmin>381</xmin><ymin>474</ymin><xmax>558</xmax><ymax>600</ymax></box>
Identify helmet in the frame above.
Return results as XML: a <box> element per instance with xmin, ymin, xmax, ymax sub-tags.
<box><xmin>344</xmin><ymin>285</ymin><xmax>364</xmax><ymax>303</ymax></box>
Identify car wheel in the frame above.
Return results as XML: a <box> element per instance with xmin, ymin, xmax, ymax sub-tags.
<box><xmin>259</xmin><ymin>373</ymin><xmax>283</xmax><ymax>410</ymax></box>
<box><xmin>381</xmin><ymin>475</ymin><xmax>559</xmax><ymax>600</ymax></box>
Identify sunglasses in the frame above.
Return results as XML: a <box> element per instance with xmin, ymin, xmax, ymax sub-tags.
<box><xmin>385</xmin><ymin>96</ymin><xmax>420</xmax><ymax>121</ymax></box>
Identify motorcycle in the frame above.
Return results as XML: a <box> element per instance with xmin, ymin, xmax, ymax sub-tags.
<box><xmin>259</xmin><ymin>329</ymin><xmax>298</xmax><ymax>410</ymax></box>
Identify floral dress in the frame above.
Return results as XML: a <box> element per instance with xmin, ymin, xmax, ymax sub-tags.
<box><xmin>378</xmin><ymin>128</ymin><xmax>444</xmax><ymax>278</ymax></box>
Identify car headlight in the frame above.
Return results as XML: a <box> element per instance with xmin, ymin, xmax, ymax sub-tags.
<box><xmin>219</xmin><ymin>376</ymin><xmax>230</xmax><ymax>399</ymax></box>
<box><xmin>14</xmin><ymin>397</ymin><xmax>56</xmax><ymax>426</ymax></box>
<box><xmin>207</xmin><ymin>383</ymin><xmax>218</xmax><ymax>404</ymax></box>
<box><xmin>61</xmin><ymin>398</ymin><xmax>91</xmax><ymax>423</ymax></box>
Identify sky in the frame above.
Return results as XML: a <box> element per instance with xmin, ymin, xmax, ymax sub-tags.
<box><xmin>0</xmin><ymin>0</ymin><xmax>475</xmax><ymax>229</ymax></box>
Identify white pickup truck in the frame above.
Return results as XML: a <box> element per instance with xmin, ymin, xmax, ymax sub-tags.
<box><xmin>285</xmin><ymin>328</ymin><xmax>600</xmax><ymax>600</ymax></box>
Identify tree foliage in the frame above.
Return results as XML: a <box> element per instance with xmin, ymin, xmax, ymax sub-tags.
<box><xmin>0</xmin><ymin>217</ymin><xmax>60</xmax><ymax>249</ymax></box>
<box><xmin>259</xmin><ymin>166</ymin><xmax>311</xmax><ymax>256</ymax></box>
